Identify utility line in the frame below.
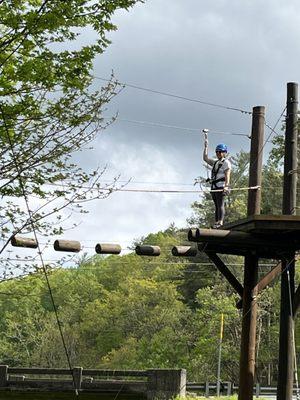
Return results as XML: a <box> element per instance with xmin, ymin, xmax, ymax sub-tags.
<box><xmin>0</xmin><ymin>258</ymin><xmax>278</xmax><ymax>267</ymax></box>
<box><xmin>94</xmin><ymin>76</ymin><xmax>252</xmax><ymax>115</ymax></box>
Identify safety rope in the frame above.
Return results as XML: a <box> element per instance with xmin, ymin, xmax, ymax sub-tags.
<box><xmin>107</xmin><ymin>185</ymin><xmax>260</xmax><ymax>194</ymax></box>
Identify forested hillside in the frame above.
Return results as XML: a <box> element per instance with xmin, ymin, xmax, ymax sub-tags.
<box><xmin>0</xmin><ymin>150</ymin><xmax>298</xmax><ymax>385</ymax></box>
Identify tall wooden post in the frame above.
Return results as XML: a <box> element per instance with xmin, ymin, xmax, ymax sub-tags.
<box><xmin>277</xmin><ymin>82</ymin><xmax>298</xmax><ymax>400</ymax></box>
<box><xmin>238</xmin><ymin>106</ymin><xmax>265</xmax><ymax>400</ymax></box>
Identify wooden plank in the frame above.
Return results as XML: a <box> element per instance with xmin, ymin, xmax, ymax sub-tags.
<box><xmin>224</xmin><ymin>215</ymin><xmax>300</xmax><ymax>234</ymax></box>
<box><xmin>257</xmin><ymin>263</ymin><xmax>282</xmax><ymax>292</ymax></box>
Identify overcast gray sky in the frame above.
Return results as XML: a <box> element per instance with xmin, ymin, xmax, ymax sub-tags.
<box><xmin>71</xmin><ymin>0</ymin><xmax>299</xmax><ymax>254</ymax></box>
<box><xmin>6</xmin><ymin>0</ymin><xmax>299</xmax><ymax>268</ymax></box>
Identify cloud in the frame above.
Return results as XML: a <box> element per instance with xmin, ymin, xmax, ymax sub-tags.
<box><xmin>73</xmin><ymin>0</ymin><xmax>298</xmax><ymax>253</ymax></box>
<box><xmin>5</xmin><ymin>0</ymin><xmax>297</xmax><ymax>270</ymax></box>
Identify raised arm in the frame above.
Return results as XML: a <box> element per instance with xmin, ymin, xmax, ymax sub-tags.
<box><xmin>203</xmin><ymin>131</ymin><xmax>214</xmax><ymax>166</ymax></box>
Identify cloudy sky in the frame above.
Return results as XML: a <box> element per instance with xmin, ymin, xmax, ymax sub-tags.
<box><xmin>72</xmin><ymin>0</ymin><xmax>299</xmax><ymax>254</ymax></box>
<box><xmin>5</xmin><ymin>0</ymin><xmax>300</xmax><ymax>268</ymax></box>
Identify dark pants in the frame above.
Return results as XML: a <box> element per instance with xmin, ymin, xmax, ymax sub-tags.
<box><xmin>211</xmin><ymin>191</ymin><xmax>225</xmax><ymax>223</ymax></box>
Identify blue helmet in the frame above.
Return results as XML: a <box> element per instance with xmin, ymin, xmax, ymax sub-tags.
<box><xmin>215</xmin><ymin>143</ymin><xmax>228</xmax><ymax>153</ymax></box>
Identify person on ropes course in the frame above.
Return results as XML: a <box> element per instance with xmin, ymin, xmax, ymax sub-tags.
<box><xmin>203</xmin><ymin>130</ymin><xmax>231</xmax><ymax>229</ymax></box>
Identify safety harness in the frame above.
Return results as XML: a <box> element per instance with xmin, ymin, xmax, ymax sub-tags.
<box><xmin>208</xmin><ymin>159</ymin><xmax>226</xmax><ymax>189</ymax></box>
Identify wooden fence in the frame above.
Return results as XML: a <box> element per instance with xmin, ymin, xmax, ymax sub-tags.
<box><xmin>0</xmin><ymin>366</ymin><xmax>186</xmax><ymax>399</ymax></box>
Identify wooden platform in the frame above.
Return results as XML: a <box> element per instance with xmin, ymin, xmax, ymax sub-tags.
<box><xmin>223</xmin><ymin>215</ymin><xmax>300</xmax><ymax>237</ymax></box>
<box><xmin>188</xmin><ymin>215</ymin><xmax>300</xmax><ymax>258</ymax></box>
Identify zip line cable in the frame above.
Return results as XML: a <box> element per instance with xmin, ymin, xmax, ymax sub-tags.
<box><xmin>105</xmin><ymin>116</ymin><xmax>251</xmax><ymax>138</ymax></box>
<box><xmin>94</xmin><ymin>76</ymin><xmax>252</xmax><ymax>115</ymax></box>
<box><xmin>0</xmin><ymin>105</ymin><xmax>79</xmax><ymax>396</ymax></box>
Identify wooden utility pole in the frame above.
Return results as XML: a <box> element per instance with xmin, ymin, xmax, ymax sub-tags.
<box><xmin>238</xmin><ymin>106</ymin><xmax>265</xmax><ymax>400</ymax></box>
<box><xmin>277</xmin><ymin>82</ymin><xmax>298</xmax><ymax>400</ymax></box>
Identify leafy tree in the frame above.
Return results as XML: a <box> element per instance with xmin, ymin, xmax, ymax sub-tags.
<box><xmin>0</xmin><ymin>229</ymin><xmax>290</xmax><ymax>384</ymax></box>
<box><xmin>189</xmin><ymin>285</ymin><xmax>241</xmax><ymax>382</ymax></box>
<box><xmin>0</xmin><ymin>0</ymin><xmax>143</xmax><ymax>278</ymax></box>
<box><xmin>269</xmin><ymin>121</ymin><xmax>300</xmax><ymax>215</ymax></box>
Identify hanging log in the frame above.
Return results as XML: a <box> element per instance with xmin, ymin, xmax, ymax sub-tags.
<box><xmin>189</xmin><ymin>228</ymin><xmax>255</xmax><ymax>243</ymax></box>
<box><xmin>54</xmin><ymin>240</ymin><xmax>81</xmax><ymax>253</ymax></box>
<box><xmin>187</xmin><ymin>228</ymin><xmax>197</xmax><ymax>242</ymax></box>
<box><xmin>172</xmin><ymin>246</ymin><xmax>197</xmax><ymax>257</ymax></box>
<box><xmin>11</xmin><ymin>236</ymin><xmax>38</xmax><ymax>249</ymax></box>
<box><xmin>135</xmin><ymin>245</ymin><xmax>160</xmax><ymax>256</ymax></box>
<box><xmin>95</xmin><ymin>243</ymin><xmax>121</xmax><ymax>255</ymax></box>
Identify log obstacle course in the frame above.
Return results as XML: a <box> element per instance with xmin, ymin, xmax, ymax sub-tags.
<box><xmin>10</xmin><ymin>236</ymin><xmax>199</xmax><ymax>258</ymax></box>
<box><xmin>7</xmin><ymin>83</ymin><xmax>300</xmax><ymax>400</ymax></box>
<box><xmin>188</xmin><ymin>223</ymin><xmax>300</xmax><ymax>258</ymax></box>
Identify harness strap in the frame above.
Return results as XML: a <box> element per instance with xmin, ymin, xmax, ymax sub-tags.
<box><xmin>211</xmin><ymin>159</ymin><xmax>226</xmax><ymax>189</ymax></box>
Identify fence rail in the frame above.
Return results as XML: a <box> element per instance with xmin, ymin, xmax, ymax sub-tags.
<box><xmin>0</xmin><ymin>366</ymin><xmax>186</xmax><ymax>400</ymax></box>
<box><xmin>8</xmin><ymin>367</ymin><xmax>148</xmax><ymax>377</ymax></box>
<box><xmin>186</xmin><ymin>381</ymin><xmax>300</xmax><ymax>397</ymax></box>
<box><xmin>3</xmin><ymin>366</ymin><xmax>299</xmax><ymax>398</ymax></box>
